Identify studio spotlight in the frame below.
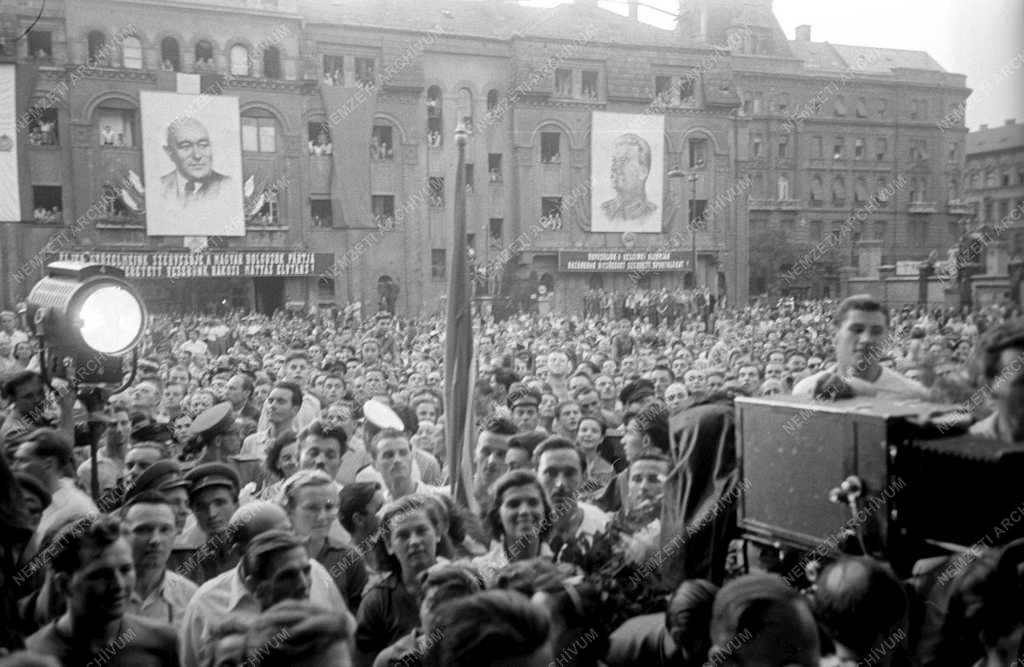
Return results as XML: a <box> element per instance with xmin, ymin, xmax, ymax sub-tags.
<box><xmin>26</xmin><ymin>262</ymin><xmax>148</xmax><ymax>389</ymax></box>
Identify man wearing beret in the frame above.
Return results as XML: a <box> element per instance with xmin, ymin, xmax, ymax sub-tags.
<box><xmin>619</xmin><ymin>378</ymin><xmax>657</xmax><ymax>414</ymax></box>
<box><xmin>168</xmin><ymin>462</ymin><xmax>240</xmax><ymax>585</ymax></box>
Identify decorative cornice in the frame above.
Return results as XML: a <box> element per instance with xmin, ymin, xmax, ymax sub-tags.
<box><xmin>61</xmin><ymin>67</ymin><xmax>157</xmax><ymax>83</ymax></box>
<box><xmin>224</xmin><ymin>77</ymin><xmax>316</xmax><ymax>94</ymax></box>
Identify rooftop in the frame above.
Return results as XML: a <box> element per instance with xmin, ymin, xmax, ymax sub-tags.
<box><xmin>788</xmin><ymin>40</ymin><xmax>946</xmax><ymax>74</ymax></box>
<box><xmin>967</xmin><ymin>120</ymin><xmax>1024</xmax><ymax>154</ymax></box>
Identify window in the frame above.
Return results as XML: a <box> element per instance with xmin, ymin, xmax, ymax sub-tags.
<box><xmin>1000</xmin><ymin>199</ymin><xmax>1010</xmax><ymax>221</ymax></box>
<box><xmin>371</xmin><ymin>125</ymin><xmax>392</xmax><ymax>160</ymax></box>
<box><xmin>677</xmin><ymin>75</ymin><xmax>696</xmax><ymax>104</ymax></box>
<box><xmin>875</xmin><ymin>138</ymin><xmax>887</xmax><ymax>161</ymax></box>
<box><xmin>854</xmin><ymin>138</ymin><xmax>865</xmax><ymax>160</ymax></box>
<box><xmin>355</xmin><ymin>58</ymin><xmax>375</xmax><ymax>87</ymax></box>
<box><xmin>307</xmin><ymin>122</ymin><xmax>331</xmax><ymax>155</ymax></box>
<box><xmin>263</xmin><ymin>47</ymin><xmax>281</xmax><ymax>79</ymax></box>
<box><xmin>123</xmin><ymin>36</ymin><xmax>143</xmax><ymax>70</ymax></box>
<box><xmin>753</xmin><ymin>92</ymin><xmax>763</xmax><ymax>113</ymax></box>
<box><xmin>32</xmin><ymin>186</ymin><xmax>62</xmax><ymax>223</ymax></box>
<box><xmin>855</xmin><ymin>97</ymin><xmax>868</xmax><ymax>118</ymax></box>
<box><xmin>752</xmin><ymin>173</ymin><xmax>765</xmax><ymax>198</ymax></box>
<box><xmin>431</xmin><ymin>249</ymin><xmax>446</xmax><ymax>280</ymax></box>
<box><xmin>581</xmin><ymin>70</ymin><xmax>598</xmax><ymax>100</ymax></box>
<box><xmin>101</xmin><ymin>184</ymin><xmax>132</xmax><ymax>220</ymax></box>
<box><xmin>831</xmin><ymin>177</ymin><xmax>846</xmax><ymax>204</ymax></box>
<box><xmin>776</xmin><ymin>92</ymin><xmax>790</xmax><ymax>113</ymax></box>
<box><xmin>426</xmin><ymin>86</ymin><xmax>442</xmax><ymax>147</ymax></box>
<box><xmin>810</xmin><ymin>176</ymin><xmax>824</xmax><ymax>205</ymax></box>
<box><xmin>777</xmin><ymin>175</ymin><xmax>790</xmax><ymax>200</ymax></box>
<box><xmin>555</xmin><ymin>68</ymin><xmax>572</xmax><ymax>96</ymax></box>
<box><xmin>372</xmin><ymin>195</ymin><xmax>395</xmax><ymax>228</ymax></box>
<box><xmin>488</xmin><ymin>154</ymin><xmax>502</xmax><ymax>183</ymax></box>
<box><xmin>489</xmin><ymin>217</ymin><xmax>503</xmax><ymax>246</ymax></box>
<box><xmin>251</xmin><ymin>188</ymin><xmax>279</xmax><ymax>226</ymax></box>
<box><xmin>487</xmin><ymin>89</ymin><xmax>499</xmax><ymax>113</ymax></box>
<box><xmin>742</xmin><ymin>92</ymin><xmax>753</xmax><ymax>115</ymax></box>
<box><xmin>311</xmin><ymin>199</ymin><xmax>332</xmax><ymax>227</ymax></box>
<box><xmin>317</xmin><ymin>278</ymin><xmax>334</xmax><ymax>303</ymax></box>
<box><xmin>986</xmin><ymin>170</ymin><xmax>998</xmax><ymax>188</ymax></box>
<box><xmin>983</xmin><ymin>201</ymin><xmax>993</xmax><ymax>222</ymax></box>
<box><xmin>1003</xmin><ymin>171</ymin><xmax>1012</xmax><ymax>188</ymax></box>
<box><xmin>429</xmin><ymin>177</ymin><xmax>445</xmax><ymax>207</ymax></box>
<box><xmin>874</xmin><ymin>221</ymin><xmax>887</xmax><ymax>242</ymax></box>
<box><xmin>948</xmin><ymin>142</ymin><xmax>958</xmax><ymax>162</ymax></box>
<box><xmin>195</xmin><ymin>40</ymin><xmax>214</xmax><ymax>70</ymax></box>
<box><xmin>1019</xmin><ymin>170</ymin><xmax>1024</xmax><ymax>185</ymax></box>
<box><xmin>655</xmin><ymin>75</ymin><xmax>672</xmax><ymax>104</ymax></box>
<box><xmin>97</xmin><ymin>107</ymin><xmax>136</xmax><ymax>147</ymax></box>
<box><xmin>26</xmin><ymin>108</ymin><xmax>58</xmax><ymax>146</ymax></box>
<box><xmin>777</xmin><ymin>135</ymin><xmax>788</xmax><ymax>159</ymax></box>
<box><xmin>464</xmin><ymin>164</ymin><xmax>474</xmax><ymax>192</ymax></box>
<box><xmin>456</xmin><ymin>88</ymin><xmax>473</xmax><ymax>132</ymax></box>
<box><xmin>28</xmin><ymin>31</ymin><xmax>52</xmax><ymax>61</ymax></box>
<box><xmin>241</xmin><ymin>114</ymin><xmax>276</xmax><ymax>153</ymax></box>
<box><xmin>323</xmin><ymin>55</ymin><xmax>344</xmax><ymax>84</ymax></box>
<box><xmin>229</xmin><ymin>45</ymin><xmax>249</xmax><ymax>76</ymax></box>
<box><xmin>910</xmin><ymin>220</ymin><xmax>927</xmax><ymax>246</ymax></box>
<box><xmin>689</xmin><ymin>137</ymin><xmax>707</xmax><ymax>167</ymax></box>
<box><xmin>161</xmin><ymin>37</ymin><xmax>180</xmax><ymax>71</ymax></box>
<box><xmin>811</xmin><ymin>136</ymin><xmax>823</xmax><ymax>159</ymax></box>
<box><xmin>541</xmin><ymin>131</ymin><xmax>560</xmax><ymax>163</ymax></box>
<box><xmin>541</xmin><ymin>197</ymin><xmax>563</xmax><ymax>229</ymax></box>
<box><xmin>751</xmin><ymin>135</ymin><xmax>762</xmax><ymax>158</ymax></box>
<box><xmin>689</xmin><ymin>198</ymin><xmax>707</xmax><ymax>223</ymax></box>
<box><xmin>878</xmin><ymin>98</ymin><xmax>888</xmax><ymax>119</ymax></box>
<box><xmin>833</xmin><ymin>95</ymin><xmax>846</xmax><ymax>117</ymax></box>
<box><xmin>855</xmin><ymin>178</ymin><xmax>868</xmax><ymax>203</ymax></box>
<box><xmin>88</xmin><ymin>31</ymin><xmax>107</xmax><ymax>66</ymax></box>
<box><xmin>833</xmin><ymin>137</ymin><xmax>845</xmax><ymax>160</ymax></box>
<box><xmin>809</xmin><ymin>220</ymin><xmax>823</xmax><ymax>242</ymax></box>
<box><xmin>910</xmin><ymin>99</ymin><xmax>922</xmax><ymax>120</ymax></box>
<box><xmin>876</xmin><ymin>178</ymin><xmax>890</xmax><ymax>206</ymax></box>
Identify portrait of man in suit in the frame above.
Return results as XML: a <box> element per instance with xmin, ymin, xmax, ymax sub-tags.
<box><xmin>160</xmin><ymin>117</ymin><xmax>231</xmax><ymax>204</ymax></box>
<box><xmin>600</xmin><ymin>133</ymin><xmax>658</xmax><ymax>223</ymax></box>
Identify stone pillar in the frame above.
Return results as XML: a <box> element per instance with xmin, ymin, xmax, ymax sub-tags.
<box><xmin>857</xmin><ymin>239</ymin><xmax>883</xmax><ymax>278</ymax></box>
<box><xmin>986</xmin><ymin>240</ymin><xmax>1009</xmax><ymax>276</ymax></box>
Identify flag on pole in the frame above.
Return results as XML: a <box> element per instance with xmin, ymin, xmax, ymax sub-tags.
<box><xmin>445</xmin><ymin>123</ymin><xmax>477</xmax><ymax>514</ymax></box>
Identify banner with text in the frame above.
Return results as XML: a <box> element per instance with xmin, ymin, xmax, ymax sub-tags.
<box><xmin>558</xmin><ymin>251</ymin><xmax>691</xmax><ymax>273</ymax></box>
<box><xmin>48</xmin><ymin>251</ymin><xmax>333</xmax><ymax>279</ymax></box>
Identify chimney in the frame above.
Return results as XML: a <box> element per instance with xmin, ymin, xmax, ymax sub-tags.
<box><xmin>1006</xmin><ymin>119</ymin><xmax>1017</xmax><ymax>126</ymax></box>
<box><xmin>628</xmin><ymin>0</ymin><xmax>639</xmax><ymax>19</ymax></box>
<box><xmin>980</xmin><ymin>124</ymin><xmax>989</xmax><ymax>130</ymax></box>
<box><xmin>795</xmin><ymin>24</ymin><xmax>811</xmax><ymax>41</ymax></box>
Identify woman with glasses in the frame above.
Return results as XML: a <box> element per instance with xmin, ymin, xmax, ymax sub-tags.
<box><xmin>280</xmin><ymin>469</ymin><xmax>368</xmax><ymax>611</ymax></box>
<box><xmin>239</xmin><ymin>431</ymin><xmax>298</xmax><ymax>504</ymax></box>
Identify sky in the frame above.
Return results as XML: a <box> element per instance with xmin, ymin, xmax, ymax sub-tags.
<box><xmin>515</xmin><ymin>0</ymin><xmax>1024</xmax><ymax>130</ymax></box>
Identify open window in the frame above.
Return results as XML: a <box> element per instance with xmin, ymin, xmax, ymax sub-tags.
<box><xmin>97</xmin><ymin>104</ymin><xmax>137</xmax><ymax>148</ymax></box>
<box><xmin>161</xmin><ymin>37</ymin><xmax>180</xmax><ymax>71</ymax></box>
<box><xmin>371</xmin><ymin>124</ymin><xmax>393</xmax><ymax>160</ymax></box>
<box><xmin>32</xmin><ymin>186</ymin><xmax>62</xmax><ymax>223</ymax></box>
<box><xmin>541</xmin><ymin>131</ymin><xmax>560</xmax><ymax>163</ymax></box>
<box><xmin>311</xmin><ymin>199</ymin><xmax>333</xmax><ymax>227</ymax></box>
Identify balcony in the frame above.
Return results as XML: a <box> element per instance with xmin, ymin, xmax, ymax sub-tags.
<box><xmin>748</xmin><ymin>198</ymin><xmax>775</xmax><ymax>211</ymax></box>
<box><xmin>947</xmin><ymin>199</ymin><xmax>975</xmax><ymax>216</ymax></box>
<box><xmin>909</xmin><ymin>201</ymin><xmax>938</xmax><ymax>214</ymax></box>
<box><xmin>778</xmin><ymin>199</ymin><xmax>802</xmax><ymax>211</ymax></box>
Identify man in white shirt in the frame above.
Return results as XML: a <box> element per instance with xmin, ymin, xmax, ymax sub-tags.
<box><xmin>178</xmin><ymin>501</ymin><xmax>350</xmax><ymax>667</ymax></box>
<box><xmin>533</xmin><ymin>437</ymin><xmax>609</xmax><ymax>548</ymax></box>
<box><xmin>792</xmin><ymin>295</ymin><xmax>928</xmax><ymax>400</ymax></box>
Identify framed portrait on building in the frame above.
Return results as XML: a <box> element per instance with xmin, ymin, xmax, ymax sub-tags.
<box><xmin>140</xmin><ymin>91</ymin><xmax>244</xmax><ymax>236</ymax></box>
<box><xmin>590</xmin><ymin>111</ymin><xmax>665</xmax><ymax>234</ymax></box>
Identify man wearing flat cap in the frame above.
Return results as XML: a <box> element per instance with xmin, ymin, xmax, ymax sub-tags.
<box><xmin>969</xmin><ymin>318</ymin><xmax>1024</xmax><ymax>443</ymax></box>
<box><xmin>168</xmin><ymin>462</ymin><xmax>240</xmax><ymax>585</ymax></box>
<box><xmin>507</xmin><ymin>383</ymin><xmax>544</xmax><ymax>435</ymax></box>
<box><xmin>620</xmin><ymin>378</ymin><xmax>657</xmax><ymax>414</ymax></box>
<box><xmin>123</xmin><ymin>459</ymin><xmax>192</xmax><ymax>535</ymax></box>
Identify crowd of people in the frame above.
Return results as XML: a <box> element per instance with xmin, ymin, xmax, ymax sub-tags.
<box><xmin>0</xmin><ymin>291</ymin><xmax>1022</xmax><ymax>666</ymax></box>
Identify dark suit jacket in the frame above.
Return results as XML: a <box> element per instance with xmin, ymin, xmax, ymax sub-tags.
<box><xmin>159</xmin><ymin>170</ymin><xmax>231</xmax><ymax>204</ymax></box>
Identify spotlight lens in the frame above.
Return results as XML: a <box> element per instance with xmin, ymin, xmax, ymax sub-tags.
<box><xmin>78</xmin><ymin>285</ymin><xmax>144</xmax><ymax>354</ymax></box>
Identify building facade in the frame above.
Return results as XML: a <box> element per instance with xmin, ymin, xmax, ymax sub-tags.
<box><xmin>0</xmin><ymin>0</ymin><xmax>971</xmax><ymax>313</ymax></box>
<box><xmin>964</xmin><ymin>119</ymin><xmax>1024</xmax><ymax>256</ymax></box>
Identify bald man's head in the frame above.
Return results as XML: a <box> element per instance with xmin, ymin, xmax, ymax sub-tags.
<box><xmin>164</xmin><ymin>117</ymin><xmax>214</xmax><ymax>181</ymax></box>
<box><xmin>229</xmin><ymin>501</ymin><xmax>291</xmax><ymax>551</ymax></box>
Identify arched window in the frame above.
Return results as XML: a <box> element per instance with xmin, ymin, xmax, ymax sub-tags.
<box><xmin>195</xmin><ymin>40</ymin><xmax>214</xmax><ymax>70</ymax></box>
<box><xmin>777</xmin><ymin>175</ymin><xmax>790</xmax><ymax>200</ymax></box>
<box><xmin>426</xmin><ymin>86</ymin><xmax>443</xmax><ymax>147</ymax></box>
<box><xmin>96</xmin><ymin>99</ymin><xmax>138</xmax><ymax>148</ymax></box>
<box><xmin>229</xmin><ymin>45</ymin><xmax>249</xmax><ymax>76</ymax></box>
<box><xmin>161</xmin><ymin>37</ymin><xmax>180</xmax><ymax>71</ymax></box>
<box><xmin>263</xmin><ymin>46</ymin><xmax>281</xmax><ymax>79</ymax></box>
<box><xmin>487</xmin><ymin>89</ymin><xmax>499</xmax><ymax>113</ymax></box>
<box><xmin>122</xmin><ymin>36</ymin><xmax>143</xmax><ymax>70</ymax></box>
<box><xmin>457</xmin><ymin>88</ymin><xmax>473</xmax><ymax>133</ymax></box>
<box><xmin>831</xmin><ymin>176</ymin><xmax>846</xmax><ymax>202</ymax></box>
<box><xmin>241</xmin><ymin>109</ymin><xmax>278</xmax><ymax>153</ymax></box>
<box><xmin>87</xmin><ymin>31</ymin><xmax>107</xmax><ymax>65</ymax></box>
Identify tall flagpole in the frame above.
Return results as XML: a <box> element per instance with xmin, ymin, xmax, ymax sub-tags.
<box><xmin>445</xmin><ymin>122</ymin><xmax>476</xmax><ymax>512</ymax></box>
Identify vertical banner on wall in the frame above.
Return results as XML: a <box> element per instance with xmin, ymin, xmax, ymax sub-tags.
<box><xmin>0</xmin><ymin>64</ymin><xmax>20</xmax><ymax>220</ymax></box>
<box><xmin>590</xmin><ymin>111</ymin><xmax>665</xmax><ymax>234</ymax></box>
<box><xmin>140</xmin><ymin>91</ymin><xmax>244</xmax><ymax>236</ymax></box>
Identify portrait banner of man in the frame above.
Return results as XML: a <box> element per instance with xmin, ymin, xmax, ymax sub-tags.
<box><xmin>140</xmin><ymin>91</ymin><xmax>244</xmax><ymax>236</ymax></box>
<box><xmin>590</xmin><ymin>111</ymin><xmax>665</xmax><ymax>234</ymax></box>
